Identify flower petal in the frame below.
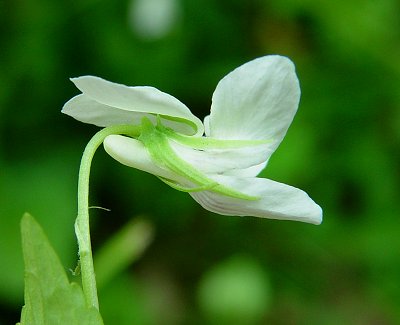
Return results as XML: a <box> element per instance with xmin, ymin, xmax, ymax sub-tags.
<box><xmin>169</xmin><ymin>139</ymin><xmax>272</xmax><ymax>175</ymax></box>
<box><xmin>189</xmin><ymin>175</ymin><xmax>322</xmax><ymax>224</ymax></box>
<box><xmin>63</xmin><ymin>95</ymin><xmax>198</xmax><ymax>135</ymax></box>
<box><xmin>104</xmin><ymin>136</ymin><xmax>322</xmax><ymax>224</ymax></box>
<box><xmin>207</xmin><ymin>55</ymin><xmax>300</xmax><ymax>157</ymax></box>
<box><xmin>222</xmin><ymin>162</ymin><xmax>267</xmax><ymax>177</ymax></box>
<box><xmin>63</xmin><ymin>94</ymin><xmax>147</xmax><ymax>127</ymax></box>
<box><xmin>203</xmin><ymin>115</ymin><xmax>210</xmax><ymax>135</ymax></box>
<box><xmin>103</xmin><ymin>134</ymin><xmax>183</xmax><ymax>181</ymax></box>
<box><xmin>62</xmin><ymin>76</ymin><xmax>204</xmax><ymax>136</ymax></box>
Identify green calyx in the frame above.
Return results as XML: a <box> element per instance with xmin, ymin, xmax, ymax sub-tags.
<box><xmin>138</xmin><ymin>117</ymin><xmax>259</xmax><ymax>201</ymax></box>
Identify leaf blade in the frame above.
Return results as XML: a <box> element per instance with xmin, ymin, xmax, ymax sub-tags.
<box><xmin>19</xmin><ymin>213</ymin><xmax>103</xmax><ymax>325</ymax></box>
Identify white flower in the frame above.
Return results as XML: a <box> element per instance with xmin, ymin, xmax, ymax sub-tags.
<box><xmin>62</xmin><ymin>55</ymin><xmax>322</xmax><ymax>224</ymax></box>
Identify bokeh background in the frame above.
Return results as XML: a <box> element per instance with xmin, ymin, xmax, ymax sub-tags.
<box><xmin>1</xmin><ymin>0</ymin><xmax>400</xmax><ymax>324</ymax></box>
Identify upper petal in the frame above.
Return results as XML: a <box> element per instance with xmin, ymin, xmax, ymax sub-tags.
<box><xmin>190</xmin><ymin>175</ymin><xmax>322</xmax><ymax>225</ymax></box>
<box><xmin>63</xmin><ymin>94</ymin><xmax>199</xmax><ymax>136</ymax></box>
<box><xmin>207</xmin><ymin>55</ymin><xmax>300</xmax><ymax>157</ymax></box>
<box><xmin>62</xmin><ymin>76</ymin><xmax>204</xmax><ymax>136</ymax></box>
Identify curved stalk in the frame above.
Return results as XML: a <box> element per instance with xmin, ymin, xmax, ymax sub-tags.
<box><xmin>76</xmin><ymin>125</ymin><xmax>140</xmax><ymax>309</ymax></box>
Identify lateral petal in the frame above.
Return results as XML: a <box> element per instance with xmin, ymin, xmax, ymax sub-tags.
<box><xmin>190</xmin><ymin>175</ymin><xmax>322</xmax><ymax>224</ymax></box>
<box><xmin>208</xmin><ymin>55</ymin><xmax>300</xmax><ymax>158</ymax></box>
<box><xmin>169</xmin><ymin>139</ymin><xmax>272</xmax><ymax>175</ymax></box>
<box><xmin>103</xmin><ymin>135</ymin><xmax>184</xmax><ymax>182</ymax></box>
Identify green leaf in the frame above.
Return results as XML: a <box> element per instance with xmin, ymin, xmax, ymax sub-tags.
<box><xmin>18</xmin><ymin>213</ymin><xmax>103</xmax><ymax>325</ymax></box>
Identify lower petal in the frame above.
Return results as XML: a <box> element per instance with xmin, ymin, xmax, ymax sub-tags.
<box><xmin>189</xmin><ymin>175</ymin><xmax>322</xmax><ymax>225</ymax></box>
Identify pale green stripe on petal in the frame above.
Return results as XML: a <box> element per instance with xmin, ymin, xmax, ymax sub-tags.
<box><xmin>157</xmin><ymin>177</ymin><xmax>219</xmax><ymax>192</ymax></box>
<box><xmin>159</xmin><ymin>123</ymin><xmax>271</xmax><ymax>150</ymax></box>
<box><xmin>139</xmin><ymin>117</ymin><xmax>259</xmax><ymax>200</ymax></box>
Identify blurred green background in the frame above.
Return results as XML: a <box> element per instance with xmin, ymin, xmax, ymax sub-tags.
<box><xmin>1</xmin><ymin>0</ymin><xmax>400</xmax><ymax>324</ymax></box>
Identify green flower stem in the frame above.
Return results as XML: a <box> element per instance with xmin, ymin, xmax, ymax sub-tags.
<box><xmin>76</xmin><ymin>125</ymin><xmax>140</xmax><ymax>310</ymax></box>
